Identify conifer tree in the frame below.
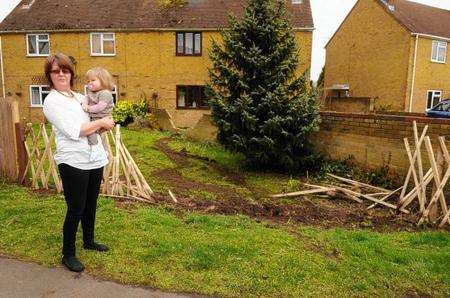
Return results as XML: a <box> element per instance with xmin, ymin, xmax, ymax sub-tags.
<box><xmin>206</xmin><ymin>0</ymin><xmax>321</xmax><ymax>171</ymax></box>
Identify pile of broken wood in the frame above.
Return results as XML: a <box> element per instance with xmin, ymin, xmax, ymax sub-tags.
<box><xmin>272</xmin><ymin>173</ymin><xmax>405</xmax><ymax>213</ymax></box>
<box><xmin>272</xmin><ymin>121</ymin><xmax>450</xmax><ymax>228</ymax></box>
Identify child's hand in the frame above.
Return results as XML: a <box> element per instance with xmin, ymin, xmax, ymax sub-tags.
<box><xmin>81</xmin><ymin>103</ymin><xmax>90</xmax><ymax>112</ymax></box>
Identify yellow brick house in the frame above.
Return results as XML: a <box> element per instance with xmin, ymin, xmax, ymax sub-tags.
<box><xmin>0</xmin><ymin>0</ymin><xmax>314</xmax><ymax>128</ymax></box>
<box><xmin>324</xmin><ymin>0</ymin><xmax>450</xmax><ymax>113</ymax></box>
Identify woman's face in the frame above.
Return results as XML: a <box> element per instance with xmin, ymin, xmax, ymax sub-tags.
<box><xmin>87</xmin><ymin>77</ymin><xmax>102</xmax><ymax>92</ymax></box>
<box><xmin>50</xmin><ymin>62</ymin><xmax>71</xmax><ymax>91</ymax></box>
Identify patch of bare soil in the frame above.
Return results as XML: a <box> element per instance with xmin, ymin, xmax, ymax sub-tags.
<box><xmin>26</xmin><ymin>187</ymin><xmax>60</xmax><ymax>199</ymax></box>
<box><xmin>151</xmin><ymin>139</ymin><xmax>441</xmax><ymax>232</ymax></box>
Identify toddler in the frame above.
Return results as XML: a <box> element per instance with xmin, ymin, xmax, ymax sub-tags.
<box><xmin>82</xmin><ymin>67</ymin><xmax>115</xmax><ymax>146</ymax></box>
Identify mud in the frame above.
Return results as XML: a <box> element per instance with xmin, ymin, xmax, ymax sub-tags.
<box><xmin>150</xmin><ymin>139</ymin><xmax>433</xmax><ymax>232</ymax></box>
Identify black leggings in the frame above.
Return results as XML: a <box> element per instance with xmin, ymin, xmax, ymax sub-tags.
<box><xmin>58</xmin><ymin>163</ymin><xmax>103</xmax><ymax>257</ymax></box>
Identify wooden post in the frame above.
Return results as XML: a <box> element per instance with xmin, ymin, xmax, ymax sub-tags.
<box><xmin>424</xmin><ymin>137</ymin><xmax>449</xmax><ymax>222</ymax></box>
<box><xmin>430</xmin><ymin>145</ymin><xmax>444</xmax><ymax>222</ymax></box>
<box><xmin>15</xmin><ymin>123</ymin><xmax>28</xmax><ymax>184</ymax></box>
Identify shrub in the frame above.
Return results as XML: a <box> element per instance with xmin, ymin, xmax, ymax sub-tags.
<box><xmin>128</xmin><ymin>113</ymin><xmax>158</xmax><ymax>129</ymax></box>
<box><xmin>112</xmin><ymin>100</ymin><xmax>149</xmax><ymax>126</ymax></box>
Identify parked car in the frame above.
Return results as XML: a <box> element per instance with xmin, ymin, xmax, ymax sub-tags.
<box><xmin>426</xmin><ymin>99</ymin><xmax>450</xmax><ymax>118</ymax></box>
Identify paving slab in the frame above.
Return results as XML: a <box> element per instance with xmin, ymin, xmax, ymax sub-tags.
<box><xmin>0</xmin><ymin>256</ymin><xmax>194</xmax><ymax>298</ymax></box>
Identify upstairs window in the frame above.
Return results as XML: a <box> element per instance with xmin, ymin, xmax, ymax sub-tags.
<box><xmin>176</xmin><ymin>32</ymin><xmax>202</xmax><ymax>56</ymax></box>
<box><xmin>177</xmin><ymin>85</ymin><xmax>208</xmax><ymax>109</ymax></box>
<box><xmin>90</xmin><ymin>33</ymin><xmax>116</xmax><ymax>56</ymax></box>
<box><xmin>27</xmin><ymin>34</ymin><xmax>50</xmax><ymax>56</ymax></box>
<box><xmin>427</xmin><ymin>90</ymin><xmax>442</xmax><ymax>109</ymax></box>
<box><xmin>30</xmin><ymin>85</ymin><xmax>50</xmax><ymax>107</ymax></box>
<box><xmin>431</xmin><ymin>40</ymin><xmax>447</xmax><ymax>63</ymax></box>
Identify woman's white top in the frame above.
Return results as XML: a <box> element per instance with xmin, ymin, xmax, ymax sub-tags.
<box><xmin>43</xmin><ymin>90</ymin><xmax>109</xmax><ymax>170</ymax></box>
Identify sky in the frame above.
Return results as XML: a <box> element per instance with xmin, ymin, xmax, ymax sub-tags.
<box><xmin>1</xmin><ymin>0</ymin><xmax>450</xmax><ymax>81</ymax></box>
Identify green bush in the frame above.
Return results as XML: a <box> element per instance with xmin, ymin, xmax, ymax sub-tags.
<box><xmin>112</xmin><ymin>100</ymin><xmax>149</xmax><ymax>126</ymax></box>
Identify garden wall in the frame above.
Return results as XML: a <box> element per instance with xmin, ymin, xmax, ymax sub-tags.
<box><xmin>314</xmin><ymin>111</ymin><xmax>450</xmax><ymax>174</ymax></box>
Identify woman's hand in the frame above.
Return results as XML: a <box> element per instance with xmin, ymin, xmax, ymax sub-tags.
<box><xmin>81</xmin><ymin>102</ymin><xmax>90</xmax><ymax>112</ymax></box>
<box><xmin>99</xmin><ymin>117</ymin><xmax>115</xmax><ymax>130</ymax></box>
<box><xmin>79</xmin><ymin>117</ymin><xmax>115</xmax><ymax>137</ymax></box>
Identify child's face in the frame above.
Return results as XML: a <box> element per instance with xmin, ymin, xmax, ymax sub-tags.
<box><xmin>87</xmin><ymin>76</ymin><xmax>102</xmax><ymax>92</ymax></box>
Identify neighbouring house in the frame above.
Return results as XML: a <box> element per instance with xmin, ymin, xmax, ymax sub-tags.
<box><xmin>0</xmin><ymin>0</ymin><xmax>314</xmax><ymax>128</ymax></box>
<box><xmin>324</xmin><ymin>0</ymin><xmax>450</xmax><ymax>113</ymax></box>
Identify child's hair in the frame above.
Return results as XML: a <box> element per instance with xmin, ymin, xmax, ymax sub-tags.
<box><xmin>86</xmin><ymin>67</ymin><xmax>115</xmax><ymax>91</ymax></box>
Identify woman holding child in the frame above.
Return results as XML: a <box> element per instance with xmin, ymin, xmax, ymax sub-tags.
<box><xmin>43</xmin><ymin>53</ymin><xmax>115</xmax><ymax>272</ymax></box>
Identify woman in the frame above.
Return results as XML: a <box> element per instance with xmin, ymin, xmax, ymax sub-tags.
<box><xmin>43</xmin><ymin>53</ymin><xmax>115</xmax><ymax>272</ymax></box>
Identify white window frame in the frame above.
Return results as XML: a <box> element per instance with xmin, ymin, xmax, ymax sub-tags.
<box><xmin>431</xmin><ymin>40</ymin><xmax>447</xmax><ymax>63</ymax></box>
<box><xmin>84</xmin><ymin>85</ymin><xmax>118</xmax><ymax>104</ymax></box>
<box><xmin>26</xmin><ymin>33</ymin><xmax>50</xmax><ymax>57</ymax></box>
<box><xmin>426</xmin><ymin>90</ymin><xmax>442</xmax><ymax>109</ymax></box>
<box><xmin>90</xmin><ymin>33</ymin><xmax>116</xmax><ymax>56</ymax></box>
<box><xmin>29</xmin><ymin>85</ymin><xmax>50</xmax><ymax>107</ymax></box>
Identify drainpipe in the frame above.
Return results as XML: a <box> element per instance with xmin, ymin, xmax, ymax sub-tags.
<box><xmin>0</xmin><ymin>36</ymin><xmax>5</xmax><ymax>98</ymax></box>
<box><xmin>408</xmin><ymin>34</ymin><xmax>419</xmax><ymax>112</ymax></box>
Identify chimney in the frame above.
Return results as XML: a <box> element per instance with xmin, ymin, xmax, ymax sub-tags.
<box><xmin>382</xmin><ymin>0</ymin><xmax>396</xmax><ymax>11</ymax></box>
<box><xmin>21</xmin><ymin>0</ymin><xmax>36</xmax><ymax>10</ymax></box>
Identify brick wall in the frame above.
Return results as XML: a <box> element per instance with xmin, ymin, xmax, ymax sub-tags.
<box><xmin>314</xmin><ymin>111</ymin><xmax>450</xmax><ymax>174</ymax></box>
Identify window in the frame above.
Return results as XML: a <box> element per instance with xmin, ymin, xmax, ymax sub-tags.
<box><xmin>427</xmin><ymin>90</ymin><xmax>442</xmax><ymax>109</ymax></box>
<box><xmin>292</xmin><ymin>0</ymin><xmax>302</xmax><ymax>3</ymax></box>
<box><xmin>177</xmin><ymin>86</ymin><xmax>208</xmax><ymax>109</ymax></box>
<box><xmin>176</xmin><ymin>32</ymin><xmax>202</xmax><ymax>56</ymax></box>
<box><xmin>84</xmin><ymin>85</ymin><xmax>118</xmax><ymax>104</ymax></box>
<box><xmin>433</xmin><ymin>101</ymin><xmax>450</xmax><ymax>112</ymax></box>
<box><xmin>26</xmin><ymin>34</ymin><xmax>50</xmax><ymax>56</ymax></box>
<box><xmin>30</xmin><ymin>85</ymin><xmax>50</xmax><ymax>107</ymax></box>
<box><xmin>90</xmin><ymin>33</ymin><xmax>116</xmax><ymax>56</ymax></box>
<box><xmin>431</xmin><ymin>40</ymin><xmax>447</xmax><ymax>63</ymax></box>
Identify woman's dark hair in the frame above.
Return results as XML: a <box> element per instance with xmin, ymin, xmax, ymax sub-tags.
<box><xmin>44</xmin><ymin>53</ymin><xmax>75</xmax><ymax>88</ymax></box>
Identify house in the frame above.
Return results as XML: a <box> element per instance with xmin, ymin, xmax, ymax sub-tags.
<box><xmin>0</xmin><ymin>0</ymin><xmax>314</xmax><ymax>128</ymax></box>
<box><xmin>324</xmin><ymin>0</ymin><xmax>450</xmax><ymax>113</ymax></box>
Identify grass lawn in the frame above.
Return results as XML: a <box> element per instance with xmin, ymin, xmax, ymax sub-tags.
<box><xmin>2</xmin><ymin>126</ymin><xmax>449</xmax><ymax>297</ymax></box>
<box><xmin>0</xmin><ymin>182</ymin><xmax>449</xmax><ymax>297</ymax></box>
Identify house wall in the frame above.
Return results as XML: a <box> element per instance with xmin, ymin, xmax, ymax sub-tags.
<box><xmin>324</xmin><ymin>96</ymin><xmax>374</xmax><ymax>113</ymax></box>
<box><xmin>324</xmin><ymin>0</ymin><xmax>412</xmax><ymax>111</ymax></box>
<box><xmin>408</xmin><ymin>36</ymin><xmax>450</xmax><ymax>112</ymax></box>
<box><xmin>0</xmin><ymin>30</ymin><xmax>312</xmax><ymax>127</ymax></box>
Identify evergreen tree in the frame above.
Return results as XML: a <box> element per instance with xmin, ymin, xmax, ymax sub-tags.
<box><xmin>316</xmin><ymin>66</ymin><xmax>325</xmax><ymax>98</ymax></box>
<box><xmin>206</xmin><ymin>0</ymin><xmax>321</xmax><ymax>171</ymax></box>
<box><xmin>317</xmin><ymin>66</ymin><xmax>325</xmax><ymax>89</ymax></box>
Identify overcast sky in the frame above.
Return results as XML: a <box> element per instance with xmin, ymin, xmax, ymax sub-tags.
<box><xmin>1</xmin><ymin>0</ymin><xmax>450</xmax><ymax>81</ymax></box>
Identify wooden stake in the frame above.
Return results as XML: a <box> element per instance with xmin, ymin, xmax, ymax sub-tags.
<box><xmin>398</xmin><ymin>169</ymin><xmax>433</xmax><ymax>210</ymax></box>
<box><xmin>413</xmin><ymin>122</ymin><xmax>426</xmax><ymax>212</ymax></box>
<box><xmin>169</xmin><ymin>190</ymin><xmax>178</xmax><ymax>203</ymax></box>
<box><xmin>327</xmin><ymin>174</ymin><xmax>391</xmax><ymax>193</ymax></box>
<box><xmin>403</xmin><ymin>138</ymin><xmax>426</xmax><ymax>211</ymax></box>
<box><xmin>272</xmin><ymin>187</ymin><xmax>336</xmax><ymax>198</ymax></box>
<box><xmin>424</xmin><ymin>137</ymin><xmax>448</xmax><ymax>219</ymax></box>
<box><xmin>399</xmin><ymin>124</ymin><xmax>428</xmax><ymax>202</ymax></box>
<box><xmin>368</xmin><ymin>186</ymin><xmax>403</xmax><ymax>209</ymax></box>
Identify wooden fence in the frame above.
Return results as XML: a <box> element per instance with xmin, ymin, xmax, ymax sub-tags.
<box><xmin>0</xmin><ymin>97</ymin><xmax>27</xmax><ymax>182</ymax></box>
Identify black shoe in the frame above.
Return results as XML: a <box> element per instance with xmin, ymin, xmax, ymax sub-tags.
<box><xmin>83</xmin><ymin>242</ymin><xmax>109</xmax><ymax>252</ymax></box>
<box><xmin>62</xmin><ymin>256</ymin><xmax>85</xmax><ymax>272</ymax></box>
